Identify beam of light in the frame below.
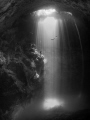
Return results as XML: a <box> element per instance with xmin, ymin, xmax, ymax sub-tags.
<box><xmin>43</xmin><ymin>98</ymin><xmax>64</xmax><ymax>110</ymax></box>
<box><xmin>36</xmin><ymin>16</ymin><xmax>59</xmax><ymax>52</ymax></box>
<box><xmin>35</xmin><ymin>8</ymin><xmax>56</xmax><ymax>16</ymax></box>
<box><xmin>36</xmin><ymin>11</ymin><xmax>62</xmax><ymax>110</ymax></box>
<box><xmin>36</xmin><ymin>15</ymin><xmax>61</xmax><ymax>97</ymax></box>
<box><xmin>40</xmin><ymin>17</ymin><xmax>58</xmax><ymax>41</ymax></box>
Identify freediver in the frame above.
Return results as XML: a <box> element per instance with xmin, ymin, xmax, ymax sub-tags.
<box><xmin>51</xmin><ymin>36</ymin><xmax>57</xmax><ymax>40</ymax></box>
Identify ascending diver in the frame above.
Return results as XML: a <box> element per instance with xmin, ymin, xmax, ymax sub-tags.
<box><xmin>51</xmin><ymin>36</ymin><xmax>57</xmax><ymax>40</ymax></box>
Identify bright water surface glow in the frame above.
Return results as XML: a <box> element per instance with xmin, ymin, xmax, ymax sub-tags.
<box><xmin>35</xmin><ymin>8</ymin><xmax>56</xmax><ymax>16</ymax></box>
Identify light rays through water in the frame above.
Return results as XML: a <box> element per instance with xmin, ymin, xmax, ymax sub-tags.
<box><xmin>35</xmin><ymin>9</ymin><xmax>83</xmax><ymax>110</ymax></box>
<box><xmin>36</xmin><ymin>16</ymin><xmax>63</xmax><ymax>109</ymax></box>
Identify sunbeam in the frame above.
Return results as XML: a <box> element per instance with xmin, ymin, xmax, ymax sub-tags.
<box><xmin>35</xmin><ymin>8</ymin><xmax>84</xmax><ymax>111</ymax></box>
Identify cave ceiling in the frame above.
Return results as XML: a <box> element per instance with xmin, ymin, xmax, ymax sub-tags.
<box><xmin>0</xmin><ymin>0</ymin><xmax>90</xmax><ymax>33</ymax></box>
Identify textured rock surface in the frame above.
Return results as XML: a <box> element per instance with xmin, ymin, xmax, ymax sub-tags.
<box><xmin>0</xmin><ymin>44</ymin><xmax>44</xmax><ymax>119</ymax></box>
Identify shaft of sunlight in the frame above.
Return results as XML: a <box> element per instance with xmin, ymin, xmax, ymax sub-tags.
<box><xmin>36</xmin><ymin>15</ymin><xmax>63</xmax><ymax>110</ymax></box>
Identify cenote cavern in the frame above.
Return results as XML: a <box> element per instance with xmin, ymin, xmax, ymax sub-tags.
<box><xmin>0</xmin><ymin>0</ymin><xmax>90</xmax><ymax>120</ymax></box>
